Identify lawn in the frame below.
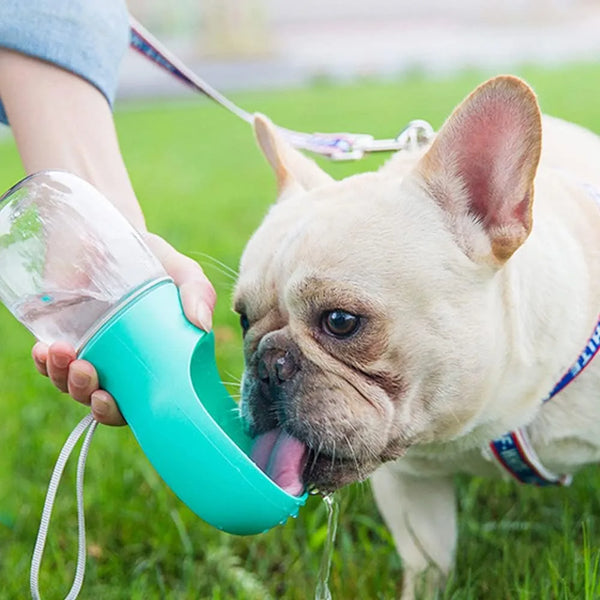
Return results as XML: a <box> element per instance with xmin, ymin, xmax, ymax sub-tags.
<box><xmin>1</xmin><ymin>63</ymin><xmax>600</xmax><ymax>599</ymax></box>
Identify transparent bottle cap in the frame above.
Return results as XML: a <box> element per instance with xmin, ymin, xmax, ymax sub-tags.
<box><xmin>0</xmin><ymin>171</ymin><xmax>168</xmax><ymax>348</ymax></box>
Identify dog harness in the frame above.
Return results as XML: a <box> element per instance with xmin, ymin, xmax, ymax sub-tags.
<box><xmin>489</xmin><ymin>183</ymin><xmax>600</xmax><ymax>486</ymax></box>
<box><xmin>488</xmin><ymin>317</ymin><xmax>600</xmax><ymax>486</ymax></box>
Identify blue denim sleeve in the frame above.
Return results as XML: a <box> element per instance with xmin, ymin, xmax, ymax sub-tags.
<box><xmin>0</xmin><ymin>0</ymin><xmax>130</xmax><ymax>125</ymax></box>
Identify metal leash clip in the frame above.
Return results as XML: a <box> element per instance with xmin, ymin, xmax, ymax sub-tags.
<box><xmin>286</xmin><ymin>119</ymin><xmax>435</xmax><ymax>161</ymax></box>
<box><xmin>350</xmin><ymin>119</ymin><xmax>436</xmax><ymax>159</ymax></box>
<box><xmin>394</xmin><ymin>119</ymin><xmax>436</xmax><ymax>151</ymax></box>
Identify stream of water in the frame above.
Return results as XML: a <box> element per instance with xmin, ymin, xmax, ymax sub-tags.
<box><xmin>314</xmin><ymin>493</ymin><xmax>339</xmax><ymax>600</ymax></box>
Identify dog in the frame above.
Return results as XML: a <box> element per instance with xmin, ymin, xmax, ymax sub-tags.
<box><xmin>233</xmin><ymin>76</ymin><xmax>600</xmax><ymax>598</ymax></box>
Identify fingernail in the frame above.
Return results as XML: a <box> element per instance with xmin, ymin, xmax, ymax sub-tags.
<box><xmin>71</xmin><ymin>370</ymin><xmax>91</xmax><ymax>388</ymax></box>
<box><xmin>196</xmin><ymin>302</ymin><xmax>213</xmax><ymax>332</ymax></box>
<box><xmin>32</xmin><ymin>344</ymin><xmax>48</xmax><ymax>362</ymax></box>
<box><xmin>52</xmin><ymin>354</ymin><xmax>70</xmax><ymax>369</ymax></box>
<box><xmin>91</xmin><ymin>393</ymin><xmax>108</xmax><ymax>417</ymax></box>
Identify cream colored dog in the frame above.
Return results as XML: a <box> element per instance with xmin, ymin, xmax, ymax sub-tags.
<box><xmin>234</xmin><ymin>76</ymin><xmax>600</xmax><ymax>598</ymax></box>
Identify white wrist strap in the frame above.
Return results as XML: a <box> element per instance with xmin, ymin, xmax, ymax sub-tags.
<box><xmin>30</xmin><ymin>414</ymin><xmax>98</xmax><ymax>600</ymax></box>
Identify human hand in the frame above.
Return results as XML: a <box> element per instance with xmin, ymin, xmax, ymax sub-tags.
<box><xmin>4</xmin><ymin>51</ymin><xmax>217</xmax><ymax>424</ymax></box>
<box><xmin>31</xmin><ymin>235</ymin><xmax>216</xmax><ymax>425</ymax></box>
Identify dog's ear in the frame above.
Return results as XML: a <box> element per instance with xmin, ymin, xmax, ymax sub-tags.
<box><xmin>253</xmin><ymin>114</ymin><xmax>333</xmax><ymax>200</ymax></box>
<box><xmin>415</xmin><ymin>75</ymin><xmax>542</xmax><ymax>264</ymax></box>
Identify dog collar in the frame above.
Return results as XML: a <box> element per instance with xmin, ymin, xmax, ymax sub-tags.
<box><xmin>488</xmin><ymin>316</ymin><xmax>600</xmax><ymax>486</ymax></box>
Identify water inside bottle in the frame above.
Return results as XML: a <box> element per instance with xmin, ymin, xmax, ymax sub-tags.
<box><xmin>11</xmin><ymin>290</ymin><xmax>117</xmax><ymax>347</ymax></box>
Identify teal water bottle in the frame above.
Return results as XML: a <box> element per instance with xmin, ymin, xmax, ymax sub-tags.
<box><xmin>0</xmin><ymin>171</ymin><xmax>306</xmax><ymax>535</ymax></box>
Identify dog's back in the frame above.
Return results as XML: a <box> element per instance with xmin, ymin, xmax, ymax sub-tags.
<box><xmin>541</xmin><ymin>115</ymin><xmax>600</xmax><ymax>186</ymax></box>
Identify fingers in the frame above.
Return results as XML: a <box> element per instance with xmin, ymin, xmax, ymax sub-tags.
<box><xmin>179</xmin><ymin>278</ymin><xmax>216</xmax><ymax>332</ymax></box>
<box><xmin>66</xmin><ymin>361</ymin><xmax>125</xmax><ymax>426</ymax></box>
<box><xmin>67</xmin><ymin>359</ymin><xmax>99</xmax><ymax>404</ymax></box>
<box><xmin>31</xmin><ymin>342</ymin><xmax>126</xmax><ymax>426</ymax></box>
<box><xmin>91</xmin><ymin>390</ymin><xmax>126</xmax><ymax>426</ymax></box>
<box><xmin>32</xmin><ymin>342</ymin><xmax>49</xmax><ymax>376</ymax></box>
<box><xmin>143</xmin><ymin>232</ymin><xmax>217</xmax><ymax>331</ymax></box>
<box><xmin>45</xmin><ymin>342</ymin><xmax>77</xmax><ymax>392</ymax></box>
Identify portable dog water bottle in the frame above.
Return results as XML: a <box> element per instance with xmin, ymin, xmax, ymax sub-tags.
<box><xmin>0</xmin><ymin>171</ymin><xmax>306</xmax><ymax>535</ymax></box>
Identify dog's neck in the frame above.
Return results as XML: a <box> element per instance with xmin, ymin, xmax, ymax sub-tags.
<box><xmin>457</xmin><ymin>169</ymin><xmax>600</xmax><ymax>447</ymax></box>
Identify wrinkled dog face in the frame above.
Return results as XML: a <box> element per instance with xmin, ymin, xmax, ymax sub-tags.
<box><xmin>234</xmin><ymin>77</ymin><xmax>542</xmax><ymax>494</ymax></box>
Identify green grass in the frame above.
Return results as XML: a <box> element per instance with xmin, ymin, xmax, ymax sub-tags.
<box><xmin>1</xmin><ymin>62</ymin><xmax>600</xmax><ymax>599</ymax></box>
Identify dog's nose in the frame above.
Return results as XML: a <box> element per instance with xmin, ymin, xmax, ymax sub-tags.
<box><xmin>257</xmin><ymin>348</ymin><xmax>298</xmax><ymax>384</ymax></box>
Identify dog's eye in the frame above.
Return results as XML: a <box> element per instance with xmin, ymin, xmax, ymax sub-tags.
<box><xmin>321</xmin><ymin>310</ymin><xmax>360</xmax><ymax>338</ymax></box>
<box><xmin>239</xmin><ymin>313</ymin><xmax>250</xmax><ymax>335</ymax></box>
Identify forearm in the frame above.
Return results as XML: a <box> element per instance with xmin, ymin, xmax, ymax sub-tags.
<box><xmin>0</xmin><ymin>49</ymin><xmax>146</xmax><ymax>231</ymax></box>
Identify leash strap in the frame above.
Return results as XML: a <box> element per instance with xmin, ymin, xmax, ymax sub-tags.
<box><xmin>31</xmin><ymin>414</ymin><xmax>98</xmax><ymax>600</ymax></box>
<box><xmin>489</xmin><ymin>314</ymin><xmax>600</xmax><ymax>486</ymax></box>
<box><xmin>129</xmin><ymin>16</ymin><xmax>253</xmax><ymax>125</ymax></box>
<box><xmin>128</xmin><ymin>15</ymin><xmax>434</xmax><ymax>161</ymax></box>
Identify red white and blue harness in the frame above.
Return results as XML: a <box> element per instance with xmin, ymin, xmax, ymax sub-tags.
<box><xmin>489</xmin><ymin>317</ymin><xmax>600</xmax><ymax>486</ymax></box>
<box><xmin>129</xmin><ymin>16</ymin><xmax>600</xmax><ymax>488</ymax></box>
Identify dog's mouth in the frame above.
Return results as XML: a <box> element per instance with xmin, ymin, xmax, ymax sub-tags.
<box><xmin>251</xmin><ymin>427</ymin><xmax>378</xmax><ymax>496</ymax></box>
<box><xmin>251</xmin><ymin>429</ymin><xmax>309</xmax><ymax>496</ymax></box>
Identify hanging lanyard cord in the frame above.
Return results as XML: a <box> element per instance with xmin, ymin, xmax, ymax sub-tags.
<box><xmin>30</xmin><ymin>414</ymin><xmax>98</xmax><ymax>600</ymax></box>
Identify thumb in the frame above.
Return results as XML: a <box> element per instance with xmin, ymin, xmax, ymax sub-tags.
<box><xmin>142</xmin><ymin>232</ymin><xmax>216</xmax><ymax>331</ymax></box>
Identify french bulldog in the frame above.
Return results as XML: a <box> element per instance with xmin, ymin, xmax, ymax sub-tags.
<box><xmin>234</xmin><ymin>76</ymin><xmax>600</xmax><ymax>598</ymax></box>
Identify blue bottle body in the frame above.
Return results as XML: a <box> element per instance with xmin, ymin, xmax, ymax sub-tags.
<box><xmin>80</xmin><ymin>280</ymin><xmax>306</xmax><ymax>535</ymax></box>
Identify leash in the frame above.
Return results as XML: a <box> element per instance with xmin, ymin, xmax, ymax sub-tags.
<box><xmin>128</xmin><ymin>15</ymin><xmax>435</xmax><ymax>161</ymax></box>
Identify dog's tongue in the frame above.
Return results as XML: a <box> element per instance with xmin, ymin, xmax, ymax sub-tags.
<box><xmin>251</xmin><ymin>429</ymin><xmax>307</xmax><ymax>496</ymax></box>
